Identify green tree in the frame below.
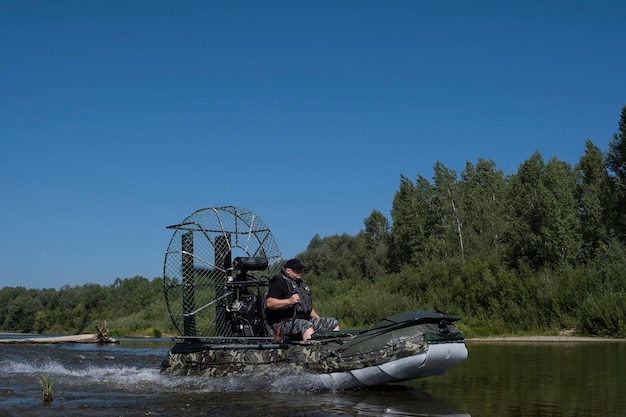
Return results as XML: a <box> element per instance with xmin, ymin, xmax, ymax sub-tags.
<box><xmin>363</xmin><ymin>209</ymin><xmax>390</xmax><ymax>245</ymax></box>
<box><xmin>542</xmin><ymin>157</ymin><xmax>582</xmax><ymax>267</ymax></box>
<box><xmin>507</xmin><ymin>152</ymin><xmax>582</xmax><ymax>269</ymax></box>
<box><xmin>362</xmin><ymin>209</ymin><xmax>391</xmax><ymax>277</ymax></box>
<box><xmin>431</xmin><ymin>162</ymin><xmax>464</xmax><ymax>261</ymax></box>
<box><xmin>576</xmin><ymin>139</ymin><xmax>612</xmax><ymax>260</ymax></box>
<box><xmin>109</xmin><ymin>276</ymin><xmax>156</xmax><ymax>316</ymax></box>
<box><xmin>33</xmin><ymin>309</ymin><xmax>62</xmax><ymax>334</ymax></box>
<box><xmin>606</xmin><ymin>105</ymin><xmax>626</xmax><ymax>241</ymax></box>
<box><xmin>505</xmin><ymin>151</ymin><xmax>548</xmax><ymax>269</ymax></box>
<box><xmin>300</xmin><ymin>233</ymin><xmax>365</xmax><ymax>280</ymax></box>
<box><xmin>389</xmin><ymin>175</ymin><xmax>421</xmax><ymax>269</ymax></box>
<box><xmin>0</xmin><ymin>287</ymin><xmax>27</xmax><ymax>328</ymax></box>
<box><xmin>460</xmin><ymin>158</ymin><xmax>507</xmax><ymax>261</ymax></box>
<box><xmin>4</xmin><ymin>292</ymin><xmax>43</xmax><ymax>332</ymax></box>
<box><xmin>390</xmin><ymin>171</ymin><xmax>451</xmax><ymax>269</ymax></box>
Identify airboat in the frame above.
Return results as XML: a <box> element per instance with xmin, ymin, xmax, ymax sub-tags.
<box><xmin>159</xmin><ymin>206</ymin><xmax>467</xmax><ymax>389</ymax></box>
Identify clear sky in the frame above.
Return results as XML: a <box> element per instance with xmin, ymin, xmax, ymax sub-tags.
<box><xmin>1</xmin><ymin>1</ymin><xmax>624</xmax><ymax>289</ymax></box>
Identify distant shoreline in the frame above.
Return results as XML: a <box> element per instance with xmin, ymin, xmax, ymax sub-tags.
<box><xmin>467</xmin><ymin>335</ymin><xmax>626</xmax><ymax>343</ymax></box>
<box><xmin>2</xmin><ymin>332</ymin><xmax>624</xmax><ymax>343</ymax></box>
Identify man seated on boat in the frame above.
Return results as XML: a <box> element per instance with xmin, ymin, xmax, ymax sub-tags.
<box><xmin>266</xmin><ymin>258</ymin><xmax>339</xmax><ymax>341</ymax></box>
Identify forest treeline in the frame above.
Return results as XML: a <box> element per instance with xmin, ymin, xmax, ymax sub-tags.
<box><xmin>2</xmin><ymin>106</ymin><xmax>626</xmax><ymax>338</ymax></box>
<box><xmin>0</xmin><ymin>277</ymin><xmax>172</xmax><ymax>337</ymax></box>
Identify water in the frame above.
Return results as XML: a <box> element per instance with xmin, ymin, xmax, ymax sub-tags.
<box><xmin>1</xmin><ymin>337</ymin><xmax>625</xmax><ymax>416</ymax></box>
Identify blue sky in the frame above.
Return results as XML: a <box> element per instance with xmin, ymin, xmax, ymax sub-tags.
<box><xmin>1</xmin><ymin>1</ymin><xmax>624</xmax><ymax>289</ymax></box>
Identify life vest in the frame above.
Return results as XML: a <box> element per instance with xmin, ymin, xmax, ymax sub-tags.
<box><xmin>272</xmin><ymin>272</ymin><xmax>313</xmax><ymax>320</ymax></box>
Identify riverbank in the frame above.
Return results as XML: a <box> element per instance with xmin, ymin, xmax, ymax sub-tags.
<box><xmin>467</xmin><ymin>335</ymin><xmax>626</xmax><ymax>343</ymax></box>
<box><xmin>2</xmin><ymin>331</ymin><xmax>624</xmax><ymax>343</ymax></box>
<box><xmin>0</xmin><ymin>333</ymin><xmax>119</xmax><ymax>344</ymax></box>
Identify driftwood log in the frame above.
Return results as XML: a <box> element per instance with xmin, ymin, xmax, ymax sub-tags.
<box><xmin>0</xmin><ymin>320</ymin><xmax>119</xmax><ymax>344</ymax></box>
<box><xmin>96</xmin><ymin>320</ymin><xmax>115</xmax><ymax>343</ymax></box>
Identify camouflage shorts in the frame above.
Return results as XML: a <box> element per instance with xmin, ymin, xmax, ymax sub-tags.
<box><xmin>273</xmin><ymin>317</ymin><xmax>339</xmax><ymax>338</ymax></box>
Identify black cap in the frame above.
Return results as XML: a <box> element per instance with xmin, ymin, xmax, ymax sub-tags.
<box><xmin>284</xmin><ymin>258</ymin><xmax>304</xmax><ymax>271</ymax></box>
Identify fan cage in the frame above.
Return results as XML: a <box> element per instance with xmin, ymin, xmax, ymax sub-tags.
<box><xmin>163</xmin><ymin>206</ymin><xmax>282</xmax><ymax>337</ymax></box>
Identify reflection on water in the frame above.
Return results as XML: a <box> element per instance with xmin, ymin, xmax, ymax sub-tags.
<box><xmin>1</xmin><ymin>337</ymin><xmax>625</xmax><ymax>416</ymax></box>
<box><xmin>412</xmin><ymin>341</ymin><xmax>626</xmax><ymax>417</ymax></box>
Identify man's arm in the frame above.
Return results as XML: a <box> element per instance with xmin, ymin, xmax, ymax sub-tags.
<box><xmin>266</xmin><ymin>294</ymin><xmax>300</xmax><ymax>310</ymax></box>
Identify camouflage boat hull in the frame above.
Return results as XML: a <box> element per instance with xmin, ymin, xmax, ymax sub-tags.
<box><xmin>160</xmin><ymin>310</ymin><xmax>467</xmax><ymax>389</ymax></box>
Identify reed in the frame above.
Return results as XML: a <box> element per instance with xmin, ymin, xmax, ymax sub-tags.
<box><xmin>36</xmin><ymin>373</ymin><xmax>54</xmax><ymax>404</ymax></box>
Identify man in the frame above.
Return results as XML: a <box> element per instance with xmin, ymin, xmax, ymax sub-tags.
<box><xmin>265</xmin><ymin>258</ymin><xmax>339</xmax><ymax>340</ymax></box>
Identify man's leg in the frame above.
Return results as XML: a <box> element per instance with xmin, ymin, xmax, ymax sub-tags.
<box><xmin>302</xmin><ymin>326</ymin><xmax>315</xmax><ymax>340</ymax></box>
<box><xmin>312</xmin><ymin>317</ymin><xmax>340</xmax><ymax>332</ymax></box>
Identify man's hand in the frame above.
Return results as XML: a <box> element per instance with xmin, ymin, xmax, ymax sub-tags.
<box><xmin>289</xmin><ymin>293</ymin><xmax>300</xmax><ymax>305</ymax></box>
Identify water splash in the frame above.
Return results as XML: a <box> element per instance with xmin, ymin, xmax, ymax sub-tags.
<box><xmin>0</xmin><ymin>355</ymin><xmax>334</xmax><ymax>395</ymax></box>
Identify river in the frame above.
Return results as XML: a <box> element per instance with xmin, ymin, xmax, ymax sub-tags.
<box><xmin>1</xmin><ymin>337</ymin><xmax>624</xmax><ymax>416</ymax></box>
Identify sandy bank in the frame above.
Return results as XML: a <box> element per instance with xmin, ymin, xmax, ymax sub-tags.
<box><xmin>0</xmin><ymin>333</ymin><xmax>119</xmax><ymax>344</ymax></box>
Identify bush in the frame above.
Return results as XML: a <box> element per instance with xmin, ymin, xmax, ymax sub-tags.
<box><xmin>578</xmin><ymin>291</ymin><xmax>626</xmax><ymax>337</ymax></box>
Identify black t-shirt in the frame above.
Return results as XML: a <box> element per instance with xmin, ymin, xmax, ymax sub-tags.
<box><xmin>265</xmin><ymin>273</ymin><xmax>313</xmax><ymax>324</ymax></box>
<box><xmin>266</xmin><ymin>275</ymin><xmax>291</xmax><ymax>299</ymax></box>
